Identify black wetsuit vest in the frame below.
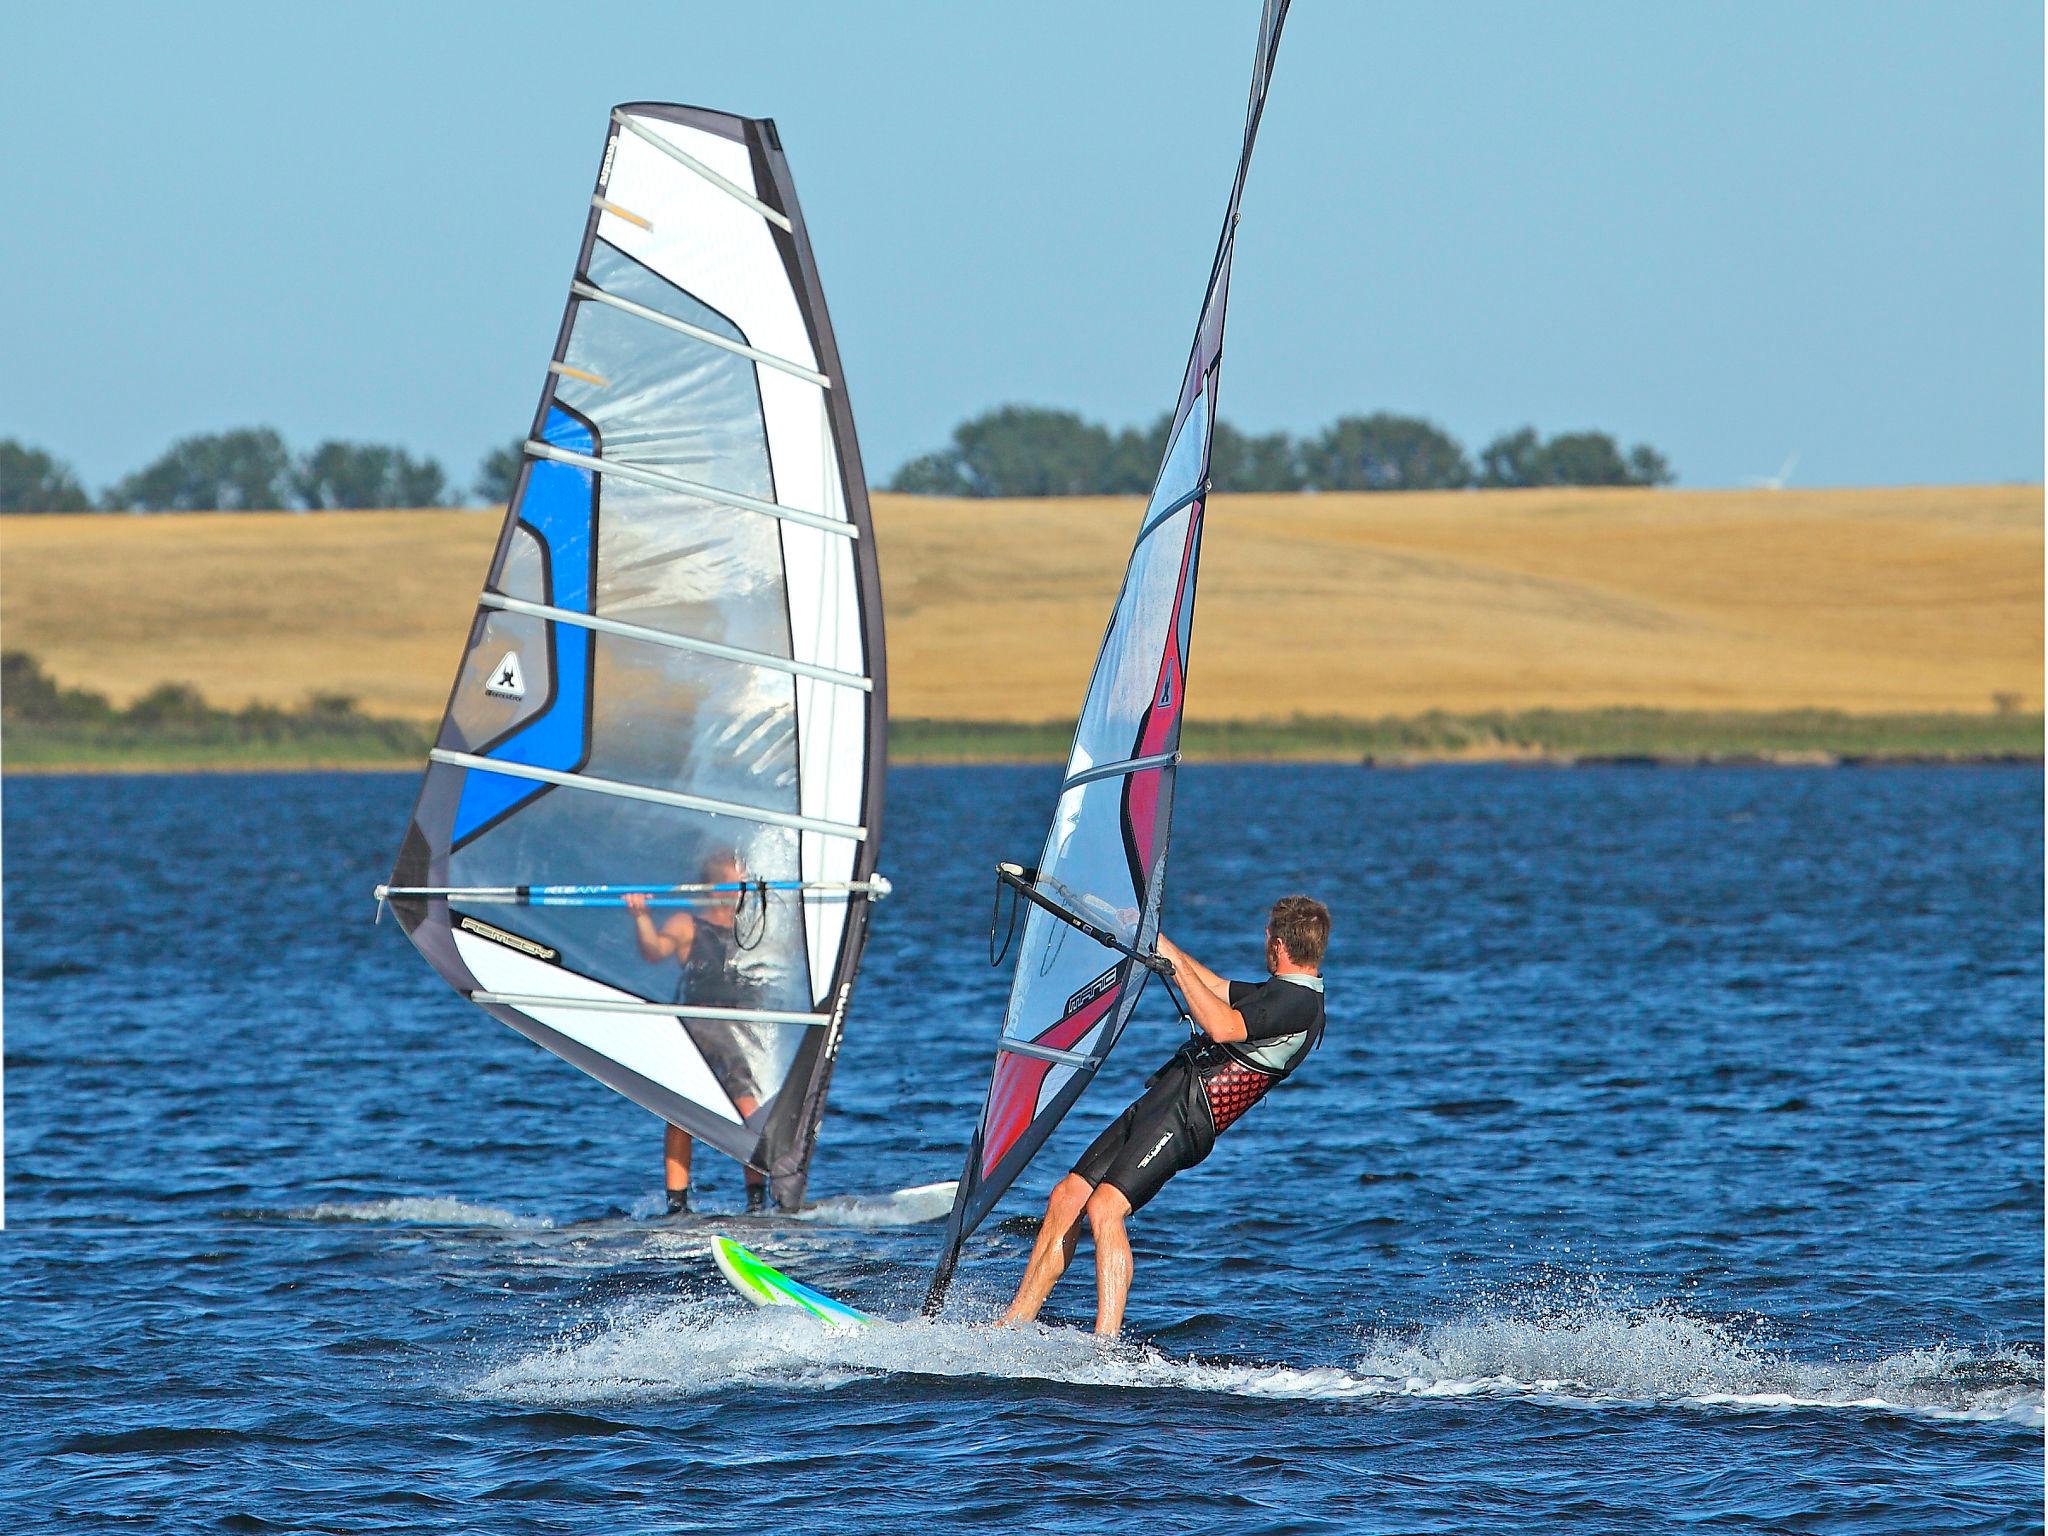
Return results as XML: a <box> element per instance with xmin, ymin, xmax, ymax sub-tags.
<box><xmin>677</xmin><ymin>921</ymin><xmax>743</xmax><ymax>1007</ymax></box>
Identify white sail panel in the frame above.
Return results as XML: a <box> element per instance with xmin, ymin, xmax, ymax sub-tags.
<box><xmin>451</xmin><ymin>929</ymin><xmax>745</xmax><ymax>1123</ymax></box>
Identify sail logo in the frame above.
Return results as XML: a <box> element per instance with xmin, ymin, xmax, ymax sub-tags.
<box><xmin>485</xmin><ymin>651</ymin><xmax>527</xmax><ymax>699</ymax></box>
<box><xmin>823</xmin><ymin>981</ymin><xmax>853</xmax><ymax>1062</ymax></box>
<box><xmin>458</xmin><ymin>915</ymin><xmax>559</xmax><ymax>963</ymax></box>
<box><xmin>1064</xmin><ymin>964</ymin><xmax>1120</xmax><ymax>1018</ymax></box>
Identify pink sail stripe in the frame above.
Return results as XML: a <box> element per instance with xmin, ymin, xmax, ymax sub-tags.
<box><xmin>980</xmin><ymin>986</ymin><xmax>1120</xmax><ymax>1176</ymax></box>
<box><xmin>1126</xmin><ymin>501</ymin><xmax>1203</xmax><ymax>875</ymax></box>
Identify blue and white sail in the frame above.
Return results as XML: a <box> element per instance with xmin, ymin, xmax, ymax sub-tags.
<box><xmin>381</xmin><ymin>104</ymin><xmax>887</xmax><ymax>1211</ymax></box>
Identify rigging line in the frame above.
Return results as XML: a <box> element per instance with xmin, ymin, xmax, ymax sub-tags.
<box><xmin>471</xmin><ymin>991</ymin><xmax>830</xmax><ymax>1027</ymax></box>
<box><xmin>478</xmin><ymin>594</ymin><xmax>871</xmax><ymax>691</ymax></box>
<box><xmin>569</xmin><ymin>281</ymin><xmax>829</xmax><ymax>388</ymax></box>
<box><xmin>610</xmin><ymin>110</ymin><xmax>794</xmax><ymax>233</ymax></box>
<box><xmin>430</xmin><ymin>750</ymin><xmax>868</xmax><ymax>842</ymax></box>
<box><xmin>523</xmin><ymin>440</ymin><xmax>857</xmax><ymax>541</ymax></box>
<box><xmin>1060</xmin><ymin>751</ymin><xmax>1181</xmax><ymax>794</ymax></box>
<box><xmin>994</xmin><ymin>864</ymin><xmax>1172</xmax><ymax>977</ymax></box>
<box><xmin>994</xmin><ymin>1038</ymin><xmax>1103</xmax><ymax>1069</ymax></box>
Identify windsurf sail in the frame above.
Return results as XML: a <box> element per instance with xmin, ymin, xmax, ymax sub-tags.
<box><xmin>925</xmin><ymin>1</ymin><xmax>1291</xmax><ymax>1308</ymax></box>
<box><xmin>379</xmin><ymin>103</ymin><xmax>886</xmax><ymax>1211</ymax></box>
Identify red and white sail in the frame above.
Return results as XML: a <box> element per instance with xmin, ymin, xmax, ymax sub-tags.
<box><xmin>929</xmin><ymin>0</ymin><xmax>1292</xmax><ymax>1301</ymax></box>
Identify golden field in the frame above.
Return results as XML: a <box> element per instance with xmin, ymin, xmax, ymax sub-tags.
<box><xmin>1</xmin><ymin>484</ymin><xmax>2040</xmax><ymax>722</ymax></box>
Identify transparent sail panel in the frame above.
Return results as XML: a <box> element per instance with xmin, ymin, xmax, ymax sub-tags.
<box><xmin>1069</xmin><ymin>391</ymin><xmax>1209</xmax><ymax>776</ymax></box>
<box><xmin>588</xmin><ymin>477</ymin><xmax>793</xmax><ymax>652</ymax></box>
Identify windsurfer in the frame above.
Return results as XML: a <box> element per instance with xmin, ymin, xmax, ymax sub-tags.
<box><xmin>997</xmin><ymin>896</ymin><xmax>1330</xmax><ymax>1336</ymax></box>
<box><xmin>625</xmin><ymin>850</ymin><xmax>770</xmax><ymax>1215</ymax></box>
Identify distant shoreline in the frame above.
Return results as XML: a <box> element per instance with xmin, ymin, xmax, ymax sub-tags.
<box><xmin>7</xmin><ymin>709</ymin><xmax>2039</xmax><ymax>775</ymax></box>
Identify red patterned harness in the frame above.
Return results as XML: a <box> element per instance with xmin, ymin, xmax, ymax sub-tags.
<box><xmin>1202</xmin><ymin>1057</ymin><xmax>1279</xmax><ymax>1134</ymax></box>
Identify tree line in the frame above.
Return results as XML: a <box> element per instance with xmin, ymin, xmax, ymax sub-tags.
<box><xmin>888</xmin><ymin>407</ymin><xmax>1673</xmax><ymax>495</ymax></box>
<box><xmin>0</xmin><ymin>431</ymin><xmax>527</xmax><ymax>513</ymax></box>
<box><xmin>1</xmin><ymin>407</ymin><xmax>1673</xmax><ymax>513</ymax></box>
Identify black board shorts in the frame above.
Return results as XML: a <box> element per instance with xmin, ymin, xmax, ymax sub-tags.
<box><xmin>1071</xmin><ymin>1059</ymin><xmax>1213</xmax><ymax>1213</ymax></box>
<box><xmin>683</xmin><ymin>1017</ymin><xmax>764</xmax><ymax>1106</ymax></box>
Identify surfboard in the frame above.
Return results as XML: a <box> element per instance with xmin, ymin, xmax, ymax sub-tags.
<box><xmin>710</xmin><ymin>1235</ymin><xmax>879</xmax><ymax>1329</ymax></box>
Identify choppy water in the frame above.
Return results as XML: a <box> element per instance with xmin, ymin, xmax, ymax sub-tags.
<box><xmin>4</xmin><ymin>765</ymin><xmax>2040</xmax><ymax>1533</ymax></box>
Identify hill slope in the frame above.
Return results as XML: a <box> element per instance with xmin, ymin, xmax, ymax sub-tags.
<box><xmin>1</xmin><ymin>485</ymin><xmax>2038</xmax><ymax>725</ymax></box>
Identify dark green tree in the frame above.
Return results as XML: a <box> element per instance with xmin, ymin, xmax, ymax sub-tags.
<box><xmin>123</xmin><ymin>681</ymin><xmax>214</xmax><ymax>727</ymax></box>
<box><xmin>1210</xmin><ymin>421</ymin><xmax>1302</xmax><ymax>492</ymax></box>
<box><xmin>0</xmin><ymin>441</ymin><xmax>93</xmax><ymax>512</ymax></box>
<box><xmin>1</xmin><ymin>652</ymin><xmax>114</xmax><ymax>722</ymax></box>
<box><xmin>1479</xmin><ymin>426</ymin><xmax>1675</xmax><ymax>487</ymax></box>
<box><xmin>1536</xmin><ymin>431</ymin><xmax>1641</xmax><ymax>487</ymax></box>
<box><xmin>1627</xmin><ymin>443</ymin><xmax>1674</xmax><ymax>486</ymax></box>
<box><xmin>104</xmin><ymin>428</ymin><xmax>293</xmax><ymax>511</ymax></box>
<box><xmin>1106</xmin><ymin>414</ymin><xmax>1173</xmax><ymax>495</ymax></box>
<box><xmin>886</xmin><ymin>450</ymin><xmax>972</xmax><ymax>496</ymax></box>
<box><xmin>1477</xmin><ymin>426</ymin><xmax>1544</xmax><ymax>488</ymax></box>
<box><xmin>293</xmin><ymin>441</ymin><xmax>447</xmax><ymax>509</ymax></box>
<box><xmin>474</xmin><ymin>440</ymin><xmax>527</xmax><ymax>503</ymax></box>
<box><xmin>1300</xmin><ymin>413</ymin><xmax>1470</xmax><ymax>491</ymax></box>
<box><xmin>889</xmin><ymin>406</ymin><xmax>1124</xmax><ymax>497</ymax></box>
<box><xmin>951</xmin><ymin>405</ymin><xmax>1117</xmax><ymax>496</ymax></box>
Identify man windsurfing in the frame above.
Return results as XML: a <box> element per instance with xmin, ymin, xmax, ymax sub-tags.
<box><xmin>998</xmin><ymin>895</ymin><xmax>1330</xmax><ymax>1336</ymax></box>
<box><xmin>625</xmin><ymin>850</ymin><xmax>771</xmax><ymax>1215</ymax></box>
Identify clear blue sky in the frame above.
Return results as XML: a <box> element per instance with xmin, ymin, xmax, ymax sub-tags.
<box><xmin>3</xmin><ymin>1</ymin><xmax>2039</xmax><ymax>492</ymax></box>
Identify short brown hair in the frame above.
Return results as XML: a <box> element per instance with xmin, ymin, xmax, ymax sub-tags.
<box><xmin>1269</xmin><ymin>895</ymin><xmax>1330</xmax><ymax>968</ymax></box>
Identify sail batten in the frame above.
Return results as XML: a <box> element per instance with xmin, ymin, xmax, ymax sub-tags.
<box><xmin>927</xmin><ymin>2</ymin><xmax>1290</xmax><ymax>1306</ymax></box>
<box><xmin>611</xmin><ymin>109</ymin><xmax>794</xmax><ymax>230</ymax></box>
<box><xmin>388</xmin><ymin>102</ymin><xmax>886</xmax><ymax>1211</ymax></box>
<box><xmin>477</xmin><ymin>594</ymin><xmax>873</xmax><ymax>690</ymax></box>
<box><xmin>469</xmin><ymin>993</ymin><xmax>833</xmax><ymax>1026</ymax></box>
<box><xmin>427</xmin><ymin>750</ymin><xmax>869</xmax><ymax>838</ymax></box>
<box><xmin>521</xmin><ymin>441</ymin><xmax>860</xmax><ymax>538</ymax></box>
<box><xmin>568</xmin><ymin>281</ymin><xmax>832</xmax><ymax>385</ymax></box>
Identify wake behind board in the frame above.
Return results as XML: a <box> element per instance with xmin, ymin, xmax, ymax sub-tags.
<box><xmin>711</xmin><ymin>1236</ymin><xmax>879</xmax><ymax>1329</ymax></box>
<box><xmin>795</xmin><ymin>1180</ymin><xmax>958</xmax><ymax>1227</ymax></box>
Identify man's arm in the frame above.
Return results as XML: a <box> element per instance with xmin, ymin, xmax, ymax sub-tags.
<box><xmin>624</xmin><ymin>893</ymin><xmax>692</xmax><ymax>961</ymax></box>
<box><xmin>1154</xmin><ymin>935</ymin><xmax>1247</xmax><ymax>1043</ymax></box>
<box><xmin>1154</xmin><ymin>935</ymin><xmax>1229</xmax><ymax>1002</ymax></box>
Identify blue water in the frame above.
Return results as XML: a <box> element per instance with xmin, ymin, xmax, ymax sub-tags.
<box><xmin>4</xmin><ymin>765</ymin><xmax>2041</xmax><ymax>1533</ymax></box>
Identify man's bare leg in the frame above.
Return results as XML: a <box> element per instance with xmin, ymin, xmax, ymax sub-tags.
<box><xmin>664</xmin><ymin>1124</ymin><xmax>693</xmax><ymax>1212</ymax></box>
<box><xmin>1085</xmin><ymin>1182</ymin><xmax>1135</xmax><ymax>1337</ymax></box>
<box><xmin>999</xmin><ymin>1173</ymin><xmax>1094</xmax><ymax>1325</ymax></box>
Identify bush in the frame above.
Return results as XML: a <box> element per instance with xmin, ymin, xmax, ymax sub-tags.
<box><xmin>2</xmin><ymin>652</ymin><xmax>116</xmax><ymax>722</ymax></box>
<box><xmin>295</xmin><ymin>441</ymin><xmax>447</xmax><ymax>509</ymax></box>
<box><xmin>474</xmin><ymin>440</ymin><xmax>526</xmax><ymax>504</ymax></box>
<box><xmin>1299</xmin><ymin>413</ymin><xmax>1471</xmax><ymax>491</ymax></box>
<box><xmin>0</xmin><ymin>441</ymin><xmax>92</xmax><ymax>512</ymax></box>
<box><xmin>1479</xmin><ymin>426</ymin><xmax>1673</xmax><ymax>488</ymax></box>
<box><xmin>104</xmin><ymin>427</ymin><xmax>294</xmax><ymax>511</ymax></box>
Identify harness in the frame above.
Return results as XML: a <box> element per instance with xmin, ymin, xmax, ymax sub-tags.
<box><xmin>1182</xmin><ymin>973</ymin><xmax>1325</xmax><ymax>1135</ymax></box>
